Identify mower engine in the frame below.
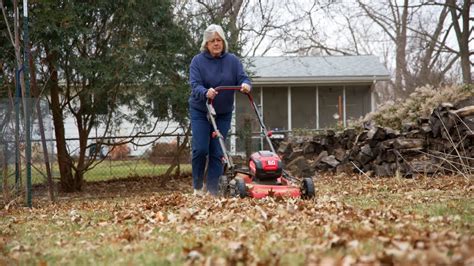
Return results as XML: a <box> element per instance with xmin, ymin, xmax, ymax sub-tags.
<box><xmin>249</xmin><ymin>150</ymin><xmax>282</xmax><ymax>181</ymax></box>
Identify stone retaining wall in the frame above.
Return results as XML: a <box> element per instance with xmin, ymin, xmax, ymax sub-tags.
<box><xmin>278</xmin><ymin>103</ymin><xmax>474</xmax><ymax>178</ymax></box>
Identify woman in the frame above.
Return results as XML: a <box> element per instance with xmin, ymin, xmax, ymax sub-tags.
<box><xmin>188</xmin><ymin>24</ymin><xmax>251</xmax><ymax>195</ymax></box>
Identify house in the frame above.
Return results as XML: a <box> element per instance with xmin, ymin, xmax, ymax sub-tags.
<box><xmin>56</xmin><ymin>55</ymin><xmax>390</xmax><ymax>157</ymax></box>
<box><xmin>230</xmin><ymin>55</ymin><xmax>390</xmax><ymax>153</ymax></box>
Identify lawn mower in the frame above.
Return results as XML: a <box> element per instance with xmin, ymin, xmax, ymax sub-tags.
<box><xmin>206</xmin><ymin>86</ymin><xmax>315</xmax><ymax>199</ymax></box>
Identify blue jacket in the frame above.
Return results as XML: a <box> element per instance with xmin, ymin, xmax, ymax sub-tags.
<box><xmin>189</xmin><ymin>51</ymin><xmax>251</xmax><ymax>114</ymax></box>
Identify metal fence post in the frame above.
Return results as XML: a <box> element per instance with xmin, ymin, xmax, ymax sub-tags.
<box><xmin>176</xmin><ymin>135</ymin><xmax>180</xmax><ymax>177</ymax></box>
<box><xmin>14</xmin><ymin>69</ymin><xmax>21</xmax><ymax>194</ymax></box>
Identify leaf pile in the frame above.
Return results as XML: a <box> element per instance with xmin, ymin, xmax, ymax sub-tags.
<box><xmin>0</xmin><ymin>174</ymin><xmax>472</xmax><ymax>265</ymax></box>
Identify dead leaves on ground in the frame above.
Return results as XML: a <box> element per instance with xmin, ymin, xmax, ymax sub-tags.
<box><xmin>0</xmin><ymin>174</ymin><xmax>472</xmax><ymax>265</ymax></box>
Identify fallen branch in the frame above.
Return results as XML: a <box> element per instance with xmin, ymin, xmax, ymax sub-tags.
<box><xmin>350</xmin><ymin>161</ymin><xmax>374</xmax><ymax>184</ymax></box>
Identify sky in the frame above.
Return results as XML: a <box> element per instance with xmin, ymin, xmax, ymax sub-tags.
<box><xmin>239</xmin><ymin>0</ymin><xmax>471</xmax><ymax>81</ymax></box>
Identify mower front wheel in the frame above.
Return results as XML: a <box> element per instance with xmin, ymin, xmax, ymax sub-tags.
<box><xmin>301</xmin><ymin>177</ymin><xmax>315</xmax><ymax>199</ymax></box>
<box><xmin>218</xmin><ymin>175</ymin><xmax>230</xmax><ymax>197</ymax></box>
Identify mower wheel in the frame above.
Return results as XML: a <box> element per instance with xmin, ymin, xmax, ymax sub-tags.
<box><xmin>301</xmin><ymin>177</ymin><xmax>315</xmax><ymax>199</ymax></box>
<box><xmin>235</xmin><ymin>178</ymin><xmax>247</xmax><ymax>198</ymax></box>
<box><xmin>218</xmin><ymin>175</ymin><xmax>230</xmax><ymax>197</ymax></box>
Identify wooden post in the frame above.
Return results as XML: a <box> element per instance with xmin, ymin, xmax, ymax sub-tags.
<box><xmin>338</xmin><ymin>95</ymin><xmax>343</xmax><ymax>126</ymax></box>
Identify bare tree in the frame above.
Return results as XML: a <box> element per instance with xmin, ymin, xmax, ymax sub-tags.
<box><xmin>181</xmin><ymin>0</ymin><xmax>470</xmax><ymax>87</ymax></box>
<box><xmin>239</xmin><ymin>1</ymin><xmax>309</xmax><ymax>57</ymax></box>
<box><xmin>356</xmin><ymin>0</ymin><xmax>412</xmax><ymax>93</ymax></box>
<box><xmin>446</xmin><ymin>0</ymin><xmax>472</xmax><ymax>84</ymax></box>
<box><xmin>195</xmin><ymin>0</ymin><xmax>244</xmax><ymax>46</ymax></box>
<box><xmin>409</xmin><ymin>3</ymin><xmax>453</xmax><ymax>88</ymax></box>
<box><xmin>282</xmin><ymin>1</ymin><xmax>356</xmax><ymax>56</ymax></box>
<box><xmin>178</xmin><ymin>0</ymin><xmax>307</xmax><ymax>57</ymax></box>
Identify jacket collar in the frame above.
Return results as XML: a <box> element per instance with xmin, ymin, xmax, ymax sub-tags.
<box><xmin>203</xmin><ymin>51</ymin><xmax>227</xmax><ymax>59</ymax></box>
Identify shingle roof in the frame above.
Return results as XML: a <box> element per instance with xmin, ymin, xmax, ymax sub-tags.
<box><xmin>247</xmin><ymin>55</ymin><xmax>390</xmax><ymax>85</ymax></box>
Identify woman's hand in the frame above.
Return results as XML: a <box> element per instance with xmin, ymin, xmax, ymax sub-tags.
<box><xmin>240</xmin><ymin>83</ymin><xmax>251</xmax><ymax>94</ymax></box>
<box><xmin>206</xmin><ymin>88</ymin><xmax>218</xmax><ymax>99</ymax></box>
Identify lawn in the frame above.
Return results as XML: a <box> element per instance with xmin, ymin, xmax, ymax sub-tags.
<box><xmin>7</xmin><ymin>159</ymin><xmax>192</xmax><ymax>185</ymax></box>
<box><xmin>83</xmin><ymin>159</ymin><xmax>191</xmax><ymax>182</ymax></box>
<box><xmin>0</xmin><ymin>173</ymin><xmax>472</xmax><ymax>265</ymax></box>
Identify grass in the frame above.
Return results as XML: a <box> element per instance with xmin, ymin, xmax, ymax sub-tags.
<box><xmin>0</xmin><ymin>174</ymin><xmax>472</xmax><ymax>265</ymax></box>
<box><xmin>358</xmin><ymin>187</ymin><xmax>471</xmax><ymax>224</ymax></box>
<box><xmin>2</xmin><ymin>159</ymin><xmax>191</xmax><ymax>186</ymax></box>
<box><xmin>411</xmin><ymin>198</ymin><xmax>474</xmax><ymax>224</ymax></box>
<box><xmin>83</xmin><ymin>159</ymin><xmax>191</xmax><ymax>182</ymax></box>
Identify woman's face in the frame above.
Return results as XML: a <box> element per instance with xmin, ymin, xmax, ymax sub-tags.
<box><xmin>206</xmin><ymin>32</ymin><xmax>224</xmax><ymax>58</ymax></box>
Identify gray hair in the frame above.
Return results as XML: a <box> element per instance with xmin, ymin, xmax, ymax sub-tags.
<box><xmin>200</xmin><ymin>24</ymin><xmax>229</xmax><ymax>53</ymax></box>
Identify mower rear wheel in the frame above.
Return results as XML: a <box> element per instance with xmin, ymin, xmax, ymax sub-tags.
<box><xmin>301</xmin><ymin>177</ymin><xmax>315</xmax><ymax>199</ymax></box>
<box><xmin>235</xmin><ymin>178</ymin><xmax>247</xmax><ymax>198</ymax></box>
<box><xmin>218</xmin><ymin>175</ymin><xmax>230</xmax><ymax>197</ymax></box>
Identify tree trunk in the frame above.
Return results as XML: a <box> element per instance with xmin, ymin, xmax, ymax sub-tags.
<box><xmin>448</xmin><ymin>0</ymin><xmax>472</xmax><ymax>85</ymax></box>
<box><xmin>222</xmin><ymin>0</ymin><xmax>244</xmax><ymax>52</ymax></box>
<box><xmin>416</xmin><ymin>4</ymin><xmax>449</xmax><ymax>87</ymax></box>
<box><xmin>458</xmin><ymin>0</ymin><xmax>471</xmax><ymax>85</ymax></box>
<box><xmin>46</xmin><ymin>49</ymin><xmax>74</xmax><ymax>192</ymax></box>
<box><xmin>74</xmin><ymin>116</ymin><xmax>90</xmax><ymax>191</ymax></box>
<box><xmin>73</xmin><ymin>171</ymin><xmax>84</xmax><ymax>191</ymax></box>
<box><xmin>394</xmin><ymin>0</ymin><xmax>409</xmax><ymax>92</ymax></box>
<box><xmin>165</xmin><ymin>126</ymin><xmax>191</xmax><ymax>177</ymax></box>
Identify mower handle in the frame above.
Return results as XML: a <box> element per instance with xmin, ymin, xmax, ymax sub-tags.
<box><xmin>214</xmin><ymin>86</ymin><xmax>244</xmax><ymax>92</ymax></box>
<box><xmin>207</xmin><ymin>86</ymin><xmax>253</xmax><ymax>106</ymax></box>
<box><xmin>205</xmin><ymin>86</ymin><xmax>246</xmax><ymax>172</ymax></box>
<box><xmin>205</xmin><ymin>85</ymin><xmax>277</xmax><ymax>155</ymax></box>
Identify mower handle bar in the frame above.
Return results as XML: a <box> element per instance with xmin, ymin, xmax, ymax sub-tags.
<box><xmin>207</xmin><ymin>85</ymin><xmax>254</xmax><ymax>105</ymax></box>
<box><xmin>205</xmin><ymin>85</ymin><xmax>277</xmax><ymax>154</ymax></box>
<box><xmin>214</xmin><ymin>86</ymin><xmax>243</xmax><ymax>91</ymax></box>
<box><xmin>206</xmin><ymin>86</ymin><xmax>248</xmax><ymax>103</ymax></box>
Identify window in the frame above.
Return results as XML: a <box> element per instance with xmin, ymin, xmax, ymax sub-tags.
<box><xmin>262</xmin><ymin>86</ymin><xmax>288</xmax><ymax>130</ymax></box>
<box><xmin>291</xmin><ymin>86</ymin><xmax>316</xmax><ymax>129</ymax></box>
<box><xmin>318</xmin><ymin>86</ymin><xmax>343</xmax><ymax>128</ymax></box>
<box><xmin>346</xmin><ymin>85</ymin><xmax>371</xmax><ymax>121</ymax></box>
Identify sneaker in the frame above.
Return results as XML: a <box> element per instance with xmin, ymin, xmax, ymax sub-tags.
<box><xmin>193</xmin><ymin>189</ymin><xmax>205</xmax><ymax>196</ymax></box>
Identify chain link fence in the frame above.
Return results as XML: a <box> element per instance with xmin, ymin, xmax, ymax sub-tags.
<box><xmin>1</xmin><ymin>134</ymin><xmax>192</xmax><ymax>192</ymax></box>
<box><xmin>0</xmin><ymin>96</ymin><xmax>193</xmax><ymax>202</ymax></box>
<box><xmin>1</xmin><ymin>95</ymin><xmax>289</xmax><ymax>204</ymax></box>
<box><xmin>1</xmin><ymin>131</ymin><xmax>289</xmax><ymax>196</ymax></box>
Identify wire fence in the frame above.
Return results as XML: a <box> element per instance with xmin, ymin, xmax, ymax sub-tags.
<box><xmin>0</xmin><ymin>95</ymin><xmax>290</xmax><ymax>203</ymax></box>
<box><xmin>1</xmin><ymin>133</ymin><xmax>191</xmax><ymax>192</ymax></box>
<box><xmin>0</xmin><ymin>128</ymin><xmax>293</xmax><ymax>195</ymax></box>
